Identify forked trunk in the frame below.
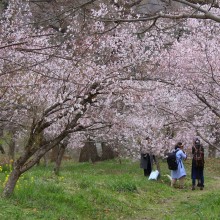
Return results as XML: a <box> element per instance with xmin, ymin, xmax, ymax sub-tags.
<box><xmin>2</xmin><ymin>168</ymin><xmax>21</xmax><ymax>198</ymax></box>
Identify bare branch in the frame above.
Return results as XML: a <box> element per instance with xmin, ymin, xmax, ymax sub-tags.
<box><xmin>0</xmin><ymin>42</ymin><xmax>27</xmax><ymax>50</ymax></box>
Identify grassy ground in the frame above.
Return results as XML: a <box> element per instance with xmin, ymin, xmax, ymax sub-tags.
<box><xmin>0</xmin><ymin>157</ymin><xmax>220</xmax><ymax>220</ymax></box>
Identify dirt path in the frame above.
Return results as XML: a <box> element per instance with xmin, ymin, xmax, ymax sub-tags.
<box><xmin>138</xmin><ymin>175</ymin><xmax>220</xmax><ymax>220</ymax></box>
<box><xmin>165</xmin><ymin>176</ymin><xmax>220</xmax><ymax>217</ymax></box>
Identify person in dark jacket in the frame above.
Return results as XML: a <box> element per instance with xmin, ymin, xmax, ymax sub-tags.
<box><xmin>191</xmin><ymin>138</ymin><xmax>205</xmax><ymax>190</ymax></box>
<box><xmin>140</xmin><ymin>137</ymin><xmax>155</xmax><ymax>176</ymax></box>
<box><xmin>140</xmin><ymin>153</ymin><xmax>155</xmax><ymax>176</ymax></box>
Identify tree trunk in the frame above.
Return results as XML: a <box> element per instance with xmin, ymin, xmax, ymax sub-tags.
<box><xmin>54</xmin><ymin>144</ymin><xmax>66</xmax><ymax>175</ymax></box>
<box><xmin>154</xmin><ymin>156</ymin><xmax>161</xmax><ymax>178</ymax></box>
<box><xmin>43</xmin><ymin>153</ymin><xmax>49</xmax><ymax>167</ymax></box>
<box><xmin>0</xmin><ymin>144</ymin><xmax>5</xmax><ymax>154</ymax></box>
<box><xmin>36</xmin><ymin>153</ymin><xmax>49</xmax><ymax>166</ymax></box>
<box><xmin>0</xmin><ymin>129</ymin><xmax>5</xmax><ymax>154</ymax></box>
<box><xmin>209</xmin><ymin>145</ymin><xmax>217</xmax><ymax>158</ymax></box>
<box><xmin>2</xmin><ymin>167</ymin><xmax>21</xmax><ymax>198</ymax></box>
<box><xmin>50</xmin><ymin>145</ymin><xmax>59</xmax><ymax>162</ymax></box>
<box><xmin>8</xmin><ymin>137</ymin><xmax>15</xmax><ymax>162</ymax></box>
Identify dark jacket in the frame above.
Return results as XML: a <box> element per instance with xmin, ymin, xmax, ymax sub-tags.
<box><xmin>140</xmin><ymin>153</ymin><xmax>155</xmax><ymax>170</ymax></box>
<box><xmin>191</xmin><ymin>144</ymin><xmax>205</xmax><ymax>183</ymax></box>
<box><xmin>192</xmin><ymin>144</ymin><xmax>205</xmax><ymax>168</ymax></box>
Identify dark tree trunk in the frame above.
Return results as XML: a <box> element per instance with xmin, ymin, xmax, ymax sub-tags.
<box><xmin>43</xmin><ymin>153</ymin><xmax>49</xmax><ymax>167</ymax></box>
<box><xmin>101</xmin><ymin>143</ymin><xmax>115</xmax><ymax>161</ymax></box>
<box><xmin>8</xmin><ymin>136</ymin><xmax>15</xmax><ymax>162</ymax></box>
<box><xmin>2</xmin><ymin>83</ymin><xmax>99</xmax><ymax>197</ymax></box>
<box><xmin>2</xmin><ymin>133</ymin><xmax>67</xmax><ymax>197</ymax></box>
<box><xmin>50</xmin><ymin>145</ymin><xmax>59</xmax><ymax>162</ymax></box>
<box><xmin>36</xmin><ymin>153</ymin><xmax>49</xmax><ymax>166</ymax></box>
<box><xmin>54</xmin><ymin>144</ymin><xmax>66</xmax><ymax>175</ymax></box>
<box><xmin>154</xmin><ymin>156</ymin><xmax>161</xmax><ymax>177</ymax></box>
<box><xmin>2</xmin><ymin>167</ymin><xmax>21</xmax><ymax>198</ymax></box>
<box><xmin>0</xmin><ymin>144</ymin><xmax>5</xmax><ymax>154</ymax></box>
<box><xmin>79</xmin><ymin>140</ymin><xmax>100</xmax><ymax>163</ymax></box>
<box><xmin>0</xmin><ymin>129</ymin><xmax>5</xmax><ymax>154</ymax></box>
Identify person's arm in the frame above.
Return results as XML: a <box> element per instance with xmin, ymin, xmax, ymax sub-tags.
<box><xmin>180</xmin><ymin>150</ymin><xmax>187</xmax><ymax>160</ymax></box>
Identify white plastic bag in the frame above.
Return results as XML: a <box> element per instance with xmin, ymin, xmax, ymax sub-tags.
<box><xmin>148</xmin><ymin>170</ymin><xmax>159</xmax><ymax>180</ymax></box>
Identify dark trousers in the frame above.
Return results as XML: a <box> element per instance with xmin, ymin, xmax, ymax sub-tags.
<box><xmin>192</xmin><ymin>165</ymin><xmax>204</xmax><ymax>187</ymax></box>
<box><xmin>192</xmin><ymin>175</ymin><xmax>204</xmax><ymax>187</ymax></box>
<box><xmin>144</xmin><ymin>168</ymin><xmax>151</xmax><ymax>176</ymax></box>
<box><xmin>144</xmin><ymin>159</ymin><xmax>152</xmax><ymax>176</ymax></box>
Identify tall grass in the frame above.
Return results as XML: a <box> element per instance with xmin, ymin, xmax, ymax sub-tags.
<box><xmin>0</xmin><ymin>158</ymin><xmax>219</xmax><ymax>219</ymax></box>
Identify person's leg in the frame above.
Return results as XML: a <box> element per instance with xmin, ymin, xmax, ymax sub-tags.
<box><xmin>146</xmin><ymin>165</ymin><xmax>152</xmax><ymax>176</ymax></box>
<box><xmin>171</xmin><ymin>179</ymin><xmax>177</xmax><ymax>188</ymax></box>
<box><xmin>191</xmin><ymin>164</ymin><xmax>196</xmax><ymax>190</ymax></box>
<box><xmin>200</xmin><ymin>169</ymin><xmax>204</xmax><ymax>190</ymax></box>
<box><xmin>192</xmin><ymin>178</ymin><xmax>196</xmax><ymax>190</ymax></box>
<box><xmin>146</xmin><ymin>156</ymin><xmax>152</xmax><ymax>176</ymax></box>
<box><xmin>179</xmin><ymin>176</ymin><xmax>185</xmax><ymax>189</ymax></box>
<box><xmin>201</xmin><ymin>175</ymin><xmax>204</xmax><ymax>187</ymax></box>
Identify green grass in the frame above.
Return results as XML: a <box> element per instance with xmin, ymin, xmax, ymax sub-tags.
<box><xmin>0</xmin><ymin>158</ymin><xmax>220</xmax><ymax>220</ymax></box>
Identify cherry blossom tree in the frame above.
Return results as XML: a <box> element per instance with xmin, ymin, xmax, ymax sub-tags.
<box><xmin>1</xmin><ymin>0</ymin><xmax>219</xmax><ymax>198</ymax></box>
<box><xmin>95</xmin><ymin>0</ymin><xmax>220</xmax><ymax>23</ymax></box>
<box><xmin>148</xmin><ymin>17</ymin><xmax>220</xmax><ymax>154</ymax></box>
<box><xmin>0</xmin><ymin>0</ymin><xmax>172</xmax><ymax>197</ymax></box>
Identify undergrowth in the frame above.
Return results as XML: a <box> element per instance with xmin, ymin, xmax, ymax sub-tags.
<box><xmin>0</xmin><ymin>158</ymin><xmax>219</xmax><ymax>219</ymax></box>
